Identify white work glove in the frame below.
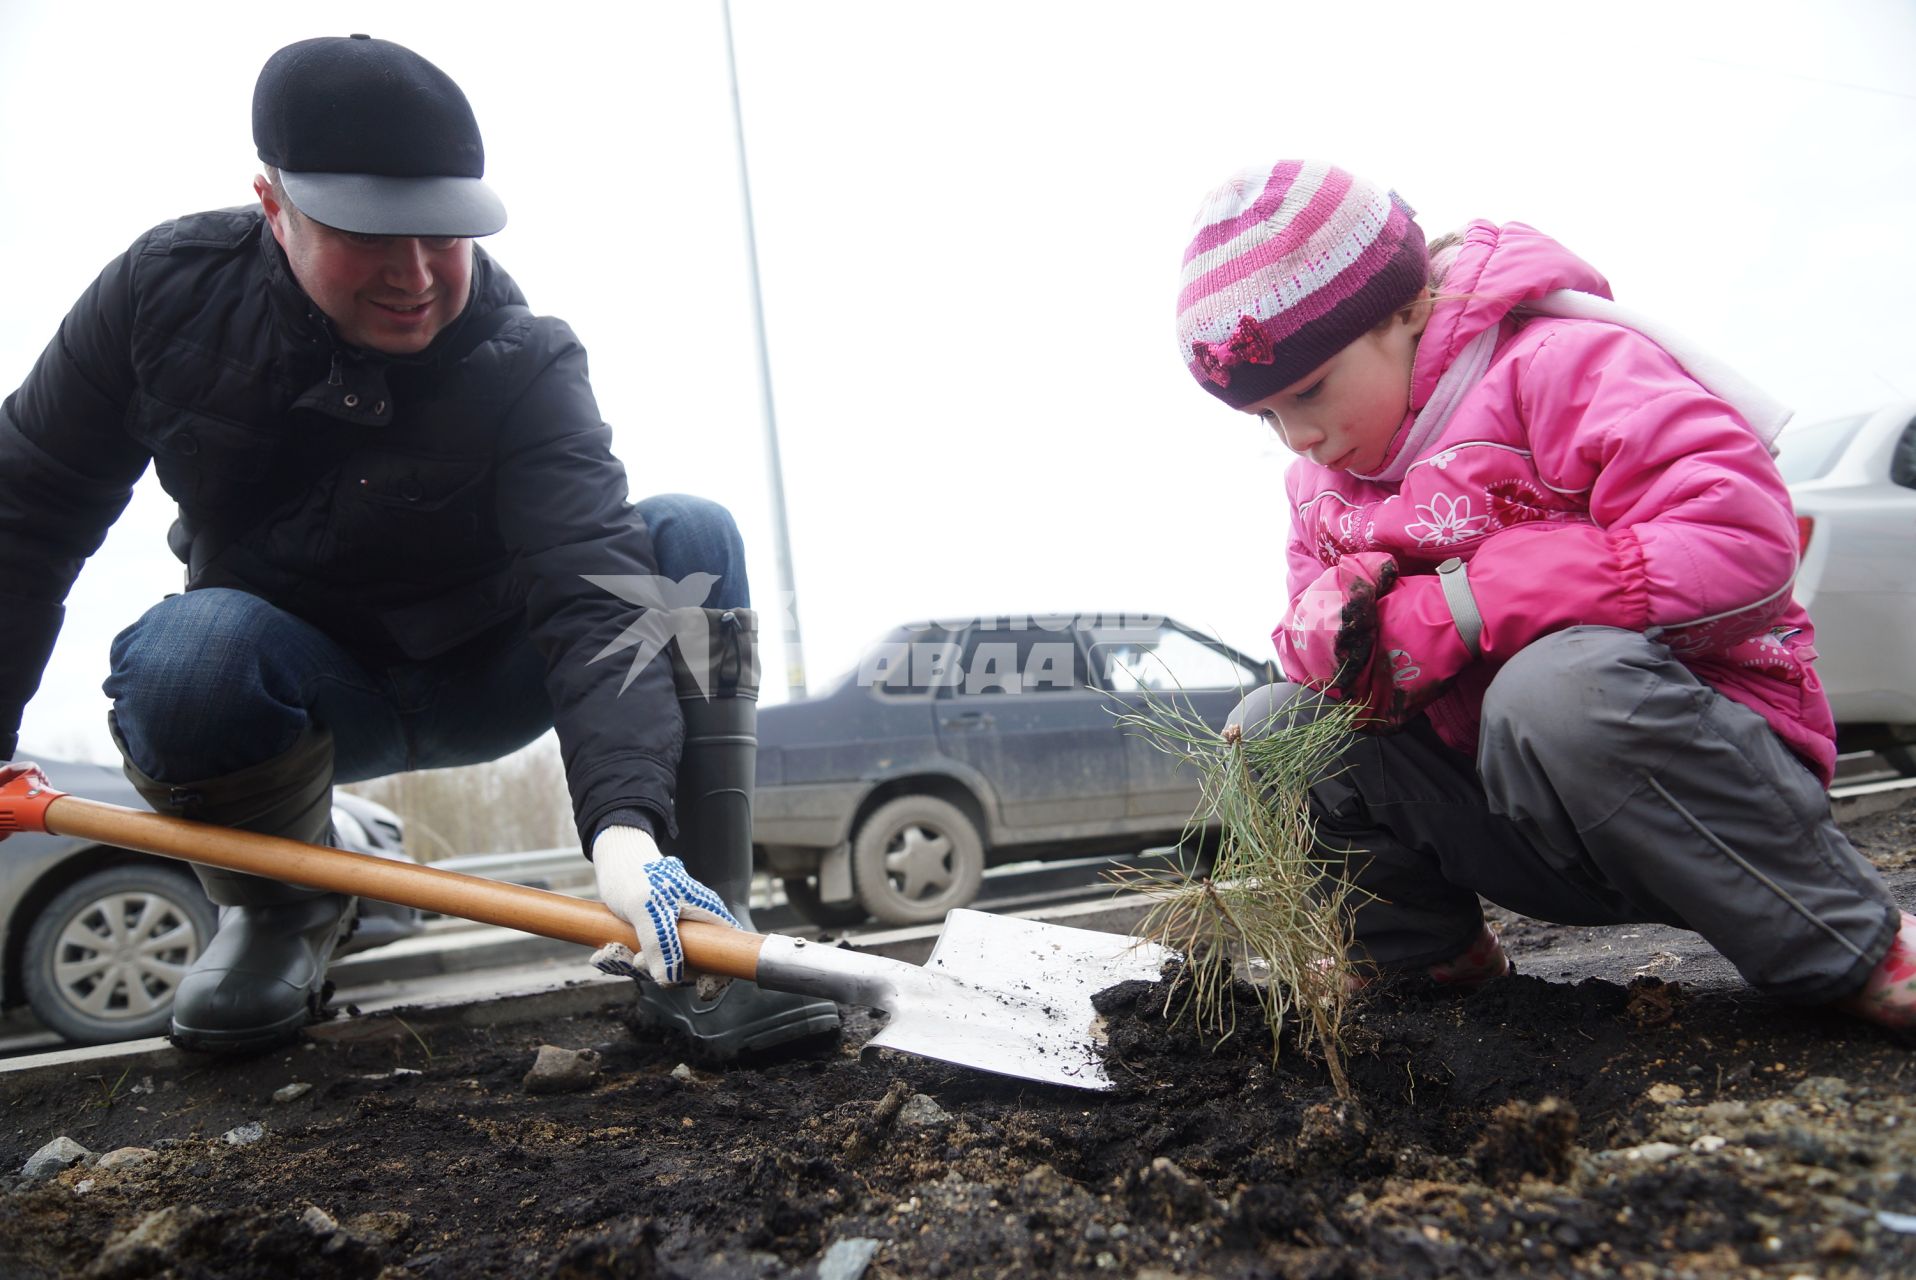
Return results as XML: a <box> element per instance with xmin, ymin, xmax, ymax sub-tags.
<box><xmin>588</xmin><ymin>825</ymin><xmax>739</xmax><ymax>986</ymax></box>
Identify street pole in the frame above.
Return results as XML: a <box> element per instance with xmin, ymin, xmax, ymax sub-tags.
<box><xmin>721</xmin><ymin>0</ymin><xmax>807</xmax><ymax>699</ymax></box>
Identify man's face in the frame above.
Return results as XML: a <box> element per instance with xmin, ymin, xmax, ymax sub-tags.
<box><xmin>256</xmin><ymin>176</ymin><xmax>473</xmax><ymax>355</ymax></box>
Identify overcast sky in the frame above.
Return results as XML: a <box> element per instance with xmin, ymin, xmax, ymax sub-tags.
<box><xmin>2</xmin><ymin>0</ymin><xmax>1913</xmax><ymax>764</ymax></box>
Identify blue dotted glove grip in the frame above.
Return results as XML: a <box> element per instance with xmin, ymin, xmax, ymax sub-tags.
<box><xmin>635</xmin><ymin>856</ymin><xmax>739</xmax><ymax>984</ymax></box>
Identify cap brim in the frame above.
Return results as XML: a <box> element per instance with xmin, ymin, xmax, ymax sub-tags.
<box><xmin>278</xmin><ymin>170</ymin><xmax>507</xmax><ymax>237</ymax></box>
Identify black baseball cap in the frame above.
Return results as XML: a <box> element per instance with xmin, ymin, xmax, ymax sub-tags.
<box><xmin>253</xmin><ymin>34</ymin><xmax>507</xmax><ymax>237</ymax></box>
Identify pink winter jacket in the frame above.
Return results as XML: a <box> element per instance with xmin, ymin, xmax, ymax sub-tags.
<box><xmin>1279</xmin><ymin>221</ymin><xmax>1837</xmax><ymax>784</ymax></box>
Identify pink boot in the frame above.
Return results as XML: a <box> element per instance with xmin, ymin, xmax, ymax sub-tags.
<box><xmin>1341</xmin><ymin>923</ymin><xmax>1512</xmax><ymax>992</ymax></box>
<box><xmin>1836</xmin><ymin>911</ymin><xmax>1916</xmax><ymax>1031</ymax></box>
<box><xmin>1427</xmin><ymin>923</ymin><xmax>1512</xmax><ymax>987</ymax></box>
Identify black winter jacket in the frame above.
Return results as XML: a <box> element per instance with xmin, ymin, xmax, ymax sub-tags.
<box><xmin>0</xmin><ymin>208</ymin><xmax>681</xmax><ymax>846</ymax></box>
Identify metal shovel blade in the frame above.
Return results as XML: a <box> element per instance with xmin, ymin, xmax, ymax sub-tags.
<box><xmin>756</xmin><ymin>908</ymin><xmax>1170</xmax><ymax>1090</ymax></box>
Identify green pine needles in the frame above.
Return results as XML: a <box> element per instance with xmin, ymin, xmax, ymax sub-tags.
<box><xmin>1107</xmin><ymin>688</ymin><xmax>1364</xmax><ymax>1098</ymax></box>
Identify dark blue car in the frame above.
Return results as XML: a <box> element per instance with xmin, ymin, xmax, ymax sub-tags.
<box><xmin>754</xmin><ymin>614</ymin><xmax>1276</xmax><ymax>926</ymax></box>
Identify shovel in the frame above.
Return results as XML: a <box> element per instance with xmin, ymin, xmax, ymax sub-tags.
<box><xmin>0</xmin><ymin>765</ymin><xmax>1167</xmax><ymax>1090</ymax></box>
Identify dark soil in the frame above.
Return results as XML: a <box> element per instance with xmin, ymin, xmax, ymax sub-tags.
<box><xmin>3</xmin><ymin>802</ymin><xmax>1915</xmax><ymax>1279</ymax></box>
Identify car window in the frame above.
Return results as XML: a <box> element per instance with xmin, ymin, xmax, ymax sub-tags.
<box><xmin>949</xmin><ymin>627</ymin><xmax>1088</xmax><ymax>694</ymax></box>
<box><xmin>1775</xmin><ymin>414</ymin><xmax>1867</xmax><ymax>483</ymax></box>
<box><xmin>1892</xmin><ymin>417</ymin><xmax>1916</xmax><ymax>491</ymax></box>
<box><xmin>853</xmin><ymin>626</ymin><xmax>957</xmax><ymax>696</ymax></box>
<box><xmin>1087</xmin><ymin>625</ymin><xmax>1263</xmax><ymax>692</ymax></box>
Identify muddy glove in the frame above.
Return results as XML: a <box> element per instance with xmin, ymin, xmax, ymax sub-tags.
<box><xmin>1273</xmin><ymin>553</ymin><xmax>1470</xmax><ymax>726</ymax></box>
<box><xmin>588</xmin><ymin>825</ymin><xmax>739</xmax><ymax>986</ymax></box>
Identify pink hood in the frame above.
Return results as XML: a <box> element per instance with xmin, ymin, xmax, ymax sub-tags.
<box><xmin>1373</xmin><ymin>222</ymin><xmax>1612</xmax><ymax>476</ymax></box>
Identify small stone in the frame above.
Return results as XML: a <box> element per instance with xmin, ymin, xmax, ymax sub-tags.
<box><xmin>1818</xmin><ymin>1226</ymin><xmax>1860</xmax><ymax>1258</ymax></box>
<box><xmin>1095</xmin><ymin>1252</ymin><xmax>1118</xmax><ymax>1270</ymax></box>
<box><xmin>524</xmin><ymin>1045</ymin><xmax>602</xmax><ymax>1095</ymax></box>
<box><xmin>300</xmin><ymin>1206</ymin><xmax>338</xmax><ymax>1234</ymax></box>
<box><xmin>1614</xmin><ymin>1141</ymin><xmax>1683</xmax><ymax>1164</ymax></box>
<box><xmin>1701</xmin><ymin>1101</ymin><xmax>1752</xmax><ymax>1125</ymax></box>
<box><xmin>1019</xmin><ymin>1164</ymin><xmax>1070</xmax><ymax>1201</ymax></box>
<box><xmin>816</xmin><ymin>1237</ymin><xmax>881</xmax><ymax>1280</ymax></box>
<box><xmin>342</xmin><ymin>1211</ymin><xmax>412</xmax><ymax>1247</ymax></box>
<box><xmin>97</xmin><ymin>1148</ymin><xmax>157</xmax><ymax>1173</ymax></box>
<box><xmin>356</xmin><ymin>1068</ymin><xmax>422</xmax><ymax>1081</ymax></box>
<box><xmin>273</xmin><ymin>1082</ymin><xmax>314</xmax><ymax>1104</ymax></box>
<box><xmin>87</xmin><ymin>1205</ymin><xmax>208</xmax><ymax>1279</ymax></box>
<box><xmin>898</xmin><ymin>1095</ymin><xmax>950</xmax><ymax>1127</ymax></box>
<box><xmin>221</xmin><ymin>1123</ymin><xmax>265</xmax><ymax>1147</ymax></box>
<box><xmin>671</xmin><ymin>1063</ymin><xmax>696</xmax><ymax>1082</ymax></box>
<box><xmin>1691</xmin><ymin>1135</ymin><xmax>1727</xmax><ymax>1154</ymax></box>
<box><xmin>1645</xmin><ymin>1082</ymin><xmax>1685</xmax><ymax>1104</ymax></box>
<box><xmin>22</xmin><ymin>1137</ymin><xmax>93</xmax><ymax>1178</ymax></box>
<box><xmin>1131</xmin><ymin>1157</ymin><xmax>1222</xmax><ymax>1222</ymax></box>
<box><xmin>74</xmin><ymin>1178</ymin><xmax>96</xmax><ymax>1195</ymax></box>
<box><xmin>1792</xmin><ymin>1076</ymin><xmax>1849</xmax><ymax>1104</ymax></box>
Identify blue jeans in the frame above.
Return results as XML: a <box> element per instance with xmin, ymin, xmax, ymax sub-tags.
<box><xmin>105</xmin><ymin>494</ymin><xmax>750</xmax><ymax>785</ymax></box>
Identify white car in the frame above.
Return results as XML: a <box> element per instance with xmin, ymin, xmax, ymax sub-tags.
<box><xmin>1778</xmin><ymin>402</ymin><xmax>1916</xmax><ymax>773</ymax></box>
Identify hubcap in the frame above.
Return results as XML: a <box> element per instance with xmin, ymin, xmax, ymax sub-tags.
<box><xmin>53</xmin><ymin>891</ymin><xmax>204</xmax><ymax>1020</ymax></box>
<box><xmin>883</xmin><ymin>823</ymin><xmax>956</xmax><ymax>902</ymax></box>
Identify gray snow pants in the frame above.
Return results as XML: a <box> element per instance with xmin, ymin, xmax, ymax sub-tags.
<box><xmin>1228</xmin><ymin>626</ymin><xmax>1899</xmax><ymax>1004</ymax></box>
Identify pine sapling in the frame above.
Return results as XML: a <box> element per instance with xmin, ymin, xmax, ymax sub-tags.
<box><xmin>1106</xmin><ymin>689</ymin><xmax>1364</xmax><ymax>1098</ymax></box>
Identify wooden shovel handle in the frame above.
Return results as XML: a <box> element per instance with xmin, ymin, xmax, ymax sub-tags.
<box><xmin>34</xmin><ymin>791</ymin><xmax>767</xmax><ymax>982</ymax></box>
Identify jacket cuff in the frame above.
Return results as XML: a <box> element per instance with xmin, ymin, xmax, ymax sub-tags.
<box><xmin>589</xmin><ymin>806</ymin><xmax>660</xmax><ymax>851</ymax></box>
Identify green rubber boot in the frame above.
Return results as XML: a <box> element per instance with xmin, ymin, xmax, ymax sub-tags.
<box><xmin>113</xmin><ymin>723</ymin><xmax>356</xmax><ymax>1054</ymax></box>
<box><xmin>634</xmin><ymin>609</ymin><xmax>842</xmax><ymax>1062</ymax></box>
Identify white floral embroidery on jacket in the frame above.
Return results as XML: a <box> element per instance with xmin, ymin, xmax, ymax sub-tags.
<box><xmin>1404</xmin><ymin>492</ymin><xmax>1492</xmax><ymax>546</ymax></box>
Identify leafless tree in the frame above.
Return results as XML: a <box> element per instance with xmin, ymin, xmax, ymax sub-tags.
<box><xmin>344</xmin><ymin>732</ymin><xmax>575</xmax><ymax>862</ymax></box>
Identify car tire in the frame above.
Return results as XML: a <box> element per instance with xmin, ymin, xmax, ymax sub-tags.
<box><xmin>780</xmin><ymin>877</ymin><xmax>871</xmax><ymax>930</ymax></box>
<box><xmin>850</xmin><ymin>795</ymin><xmax>986</xmax><ymax>926</ymax></box>
<box><xmin>21</xmin><ymin>862</ymin><xmax>219</xmax><ymax>1045</ymax></box>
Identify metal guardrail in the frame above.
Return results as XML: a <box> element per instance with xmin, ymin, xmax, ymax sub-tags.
<box><xmin>428</xmin><ymin>846</ymin><xmax>594</xmax><ymax>891</ymax></box>
<box><xmin>423</xmin><ymin>757</ymin><xmax>1916</xmax><ymax>910</ymax></box>
<box><xmin>429</xmin><ymin>757</ymin><xmax>1914</xmax><ymax>901</ymax></box>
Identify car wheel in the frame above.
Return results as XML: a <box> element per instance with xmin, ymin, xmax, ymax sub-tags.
<box><xmin>780</xmin><ymin>877</ymin><xmax>871</xmax><ymax>930</ymax></box>
<box><xmin>850</xmin><ymin>796</ymin><xmax>986</xmax><ymax>926</ymax></box>
<box><xmin>21</xmin><ymin>862</ymin><xmax>218</xmax><ymax>1045</ymax></box>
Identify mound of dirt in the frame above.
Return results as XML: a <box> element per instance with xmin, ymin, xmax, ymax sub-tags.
<box><xmin>3</xmin><ymin>801</ymin><xmax>1914</xmax><ymax>1279</ymax></box>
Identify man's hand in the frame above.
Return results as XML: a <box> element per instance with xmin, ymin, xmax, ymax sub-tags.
<box><xmin>0</xmin><ymin>761</ymin><xmax>57</xmax><ymax>843</ymax></box>
<box><xmin>589</xmin><ymin>826</ymin><xmax>739</xmax><ymax>986</ymax></box>
<box><xmin>1273</xmin><ymin>554</ymin><xmax>1468</xmax><ymax>726</ymax></box>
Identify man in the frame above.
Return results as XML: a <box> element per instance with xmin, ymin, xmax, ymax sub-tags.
<box><xmin>0</xmin><ymin>34</ymin><xmax>838</xmax><ymax>1059</ymax></box>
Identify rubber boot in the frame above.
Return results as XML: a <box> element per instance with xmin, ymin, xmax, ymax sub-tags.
<box><xmin>112</xmin><ymin>722</ymin><xmax>356</xmax><ymax>1053</ymax></box>
<box><xmin>635</xmin><ymin>609</ymin><xmax>842</xmax><ymax>1062</ymax></box>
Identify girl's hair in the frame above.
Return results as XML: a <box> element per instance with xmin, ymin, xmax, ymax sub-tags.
<box><xmin>1424</xmin><ymin>229</ymin><xmax>1467</xmax><ymax>294</ymax></box>
<box><xmin>1361</xmin><ymin>230</ymin><xmax>1465</xmax><ymax>336</ymax></box>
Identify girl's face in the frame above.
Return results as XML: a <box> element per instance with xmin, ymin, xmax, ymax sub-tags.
<box><xmin>1243</xmin><ymin>302</ymin><xmax>1428</xmax><ymax>474</ymax></box>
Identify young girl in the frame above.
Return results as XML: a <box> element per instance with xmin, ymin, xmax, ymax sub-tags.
<box><xmin>1177</xmin><ymin>160</ymin><xmax>1913</xmax><ymax>1027</ymax></box>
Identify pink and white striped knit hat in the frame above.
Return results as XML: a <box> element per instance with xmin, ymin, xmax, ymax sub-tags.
<box><xmin>1176</xmin><ymin>161</ymin><xmax>1427</xmax><ymax>409</ymax></box>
